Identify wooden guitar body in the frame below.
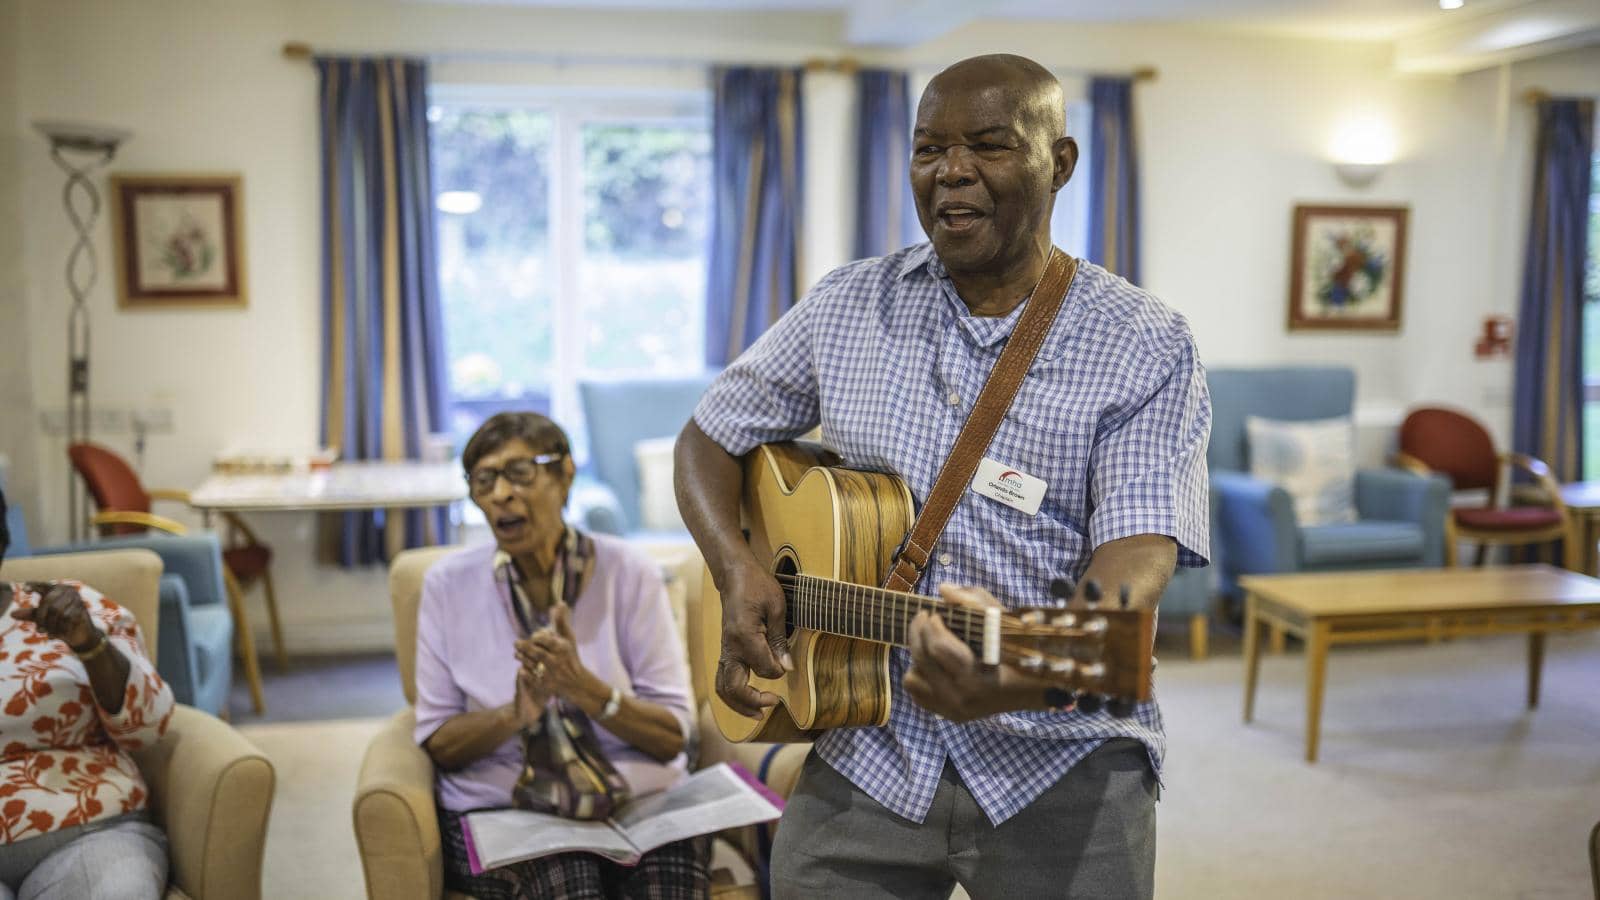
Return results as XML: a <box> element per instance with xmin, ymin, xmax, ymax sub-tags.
<box><xmin>701</xmin><ymin>442</ymin><xmax>915</xmax><ymax>743</ymax></box>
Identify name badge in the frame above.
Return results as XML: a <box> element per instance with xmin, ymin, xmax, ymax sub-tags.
<box><xmin>970</xmin><ymin>457</ymin><xmax>1047</xmax><ymax>516</ymax></box>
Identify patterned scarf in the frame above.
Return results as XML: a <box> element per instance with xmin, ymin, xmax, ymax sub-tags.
<box><xmin>495</xmin><ymin>527</ymin><xmax>631</xmax><ymax>820</ymax></box>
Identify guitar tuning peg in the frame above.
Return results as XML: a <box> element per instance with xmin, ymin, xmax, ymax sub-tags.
<box><xmin>1049</xmin><ymin>578</ymin><xmax>1074</xmax><ymax>602</ymax></box>
<box><xmin>1075</xmin><ymin>692</ymin><xmax>1104</xmax><ymax>715</ymax></box>
<box><xmin>1119</xmin><ymin>584</ymin><xmax>1132</xmax><ymax>610</ymax></box>
<box><xmin>1047</xmin><ymin>657</ymin><xmax>1076</xmax><ymax>675</ymax></box>
<box><xmin>1020</xmin><ymin>610</ymin><xmax>1046</xmax><ymax>625</ymax></box>
<box><xmin>1107</xmin><ymin>696</ymin><xmax>1138</xmax><ymax>719</ymax></box>
<box><xmin>1050</xmin><ymin>612</ymin><xmax>1078</xmax><ymax>628</ymax></box>
<box><xmin>1019</xmin><ymin>654</ymin><xmax>1045</xmax><ymax>671</ymax></box>
<box><xmin>1082</xmin><ymin>579</ymin><xmax>1102</xmax><ymax>606</ymax></box>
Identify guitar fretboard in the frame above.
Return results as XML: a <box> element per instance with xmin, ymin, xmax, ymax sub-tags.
<box><xmin>781</xmin><ymin>574</ymin><xmax>988</xmax><ymax>652</ymax></box>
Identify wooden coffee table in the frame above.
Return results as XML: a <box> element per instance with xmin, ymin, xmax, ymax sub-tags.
<box><xmin>1239</xmin><ymin>565</ymin><xmax>1600</xmax><ymax>762</ymax></box>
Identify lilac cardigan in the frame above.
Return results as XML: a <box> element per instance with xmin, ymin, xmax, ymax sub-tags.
<box><xmin>413</xmin><ymin>537</ymin><xmax>694</xmax><ymax>813</ymax></box>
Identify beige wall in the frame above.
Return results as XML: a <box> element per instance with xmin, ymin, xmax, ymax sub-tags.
<box><xmin>0</xmin><ymin>0</ymin><xmax>41</xmax><ymax>524</ymax></box>
<box><xmin>9</xmin><ymin>0</ymin><xmax>1599</xmax><ymax>651</ymax></box>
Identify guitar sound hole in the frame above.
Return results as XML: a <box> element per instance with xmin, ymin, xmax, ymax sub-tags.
<box><xmin>773</xmin><ymin>553</ymin><xmax>799</xmax><ymax>638</ymax></box>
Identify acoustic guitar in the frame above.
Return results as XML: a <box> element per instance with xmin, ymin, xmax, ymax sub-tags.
<box><xmin>699</xmin><ymin>441</ymin><xmax>1155</xmax><ymax>744</ymax></box>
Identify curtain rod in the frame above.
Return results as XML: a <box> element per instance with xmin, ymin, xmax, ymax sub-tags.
<box><xmin>281</xmin><ymin>42</ymin><xmax>1157</xmax><ymax>82</ymax></box>
<box><xmin>1521</xmin><ymin>88</ymin><xmax>1591</xmax><ymax>105</ymax></box>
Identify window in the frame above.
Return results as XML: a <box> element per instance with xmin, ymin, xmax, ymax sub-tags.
<box><xmin>1583</xmin><ymin>145</ymin><xmax>1600</xmax><ymax>476</ymax></box>
<box><xmin>1050</xmin><ymin>100</ymin><xmax>1094</xmax><ymax>261</ymax></box>
<box><xmin>429</xmin><ymin>89</ymin><xmax>711</xmax><ymax>458</ymax></box>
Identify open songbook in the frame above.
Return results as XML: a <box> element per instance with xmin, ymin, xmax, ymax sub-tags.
<box><xmin>463</xmin><ymin>762</ymin><xmax>784</xmax><ymax>873</ymax></box>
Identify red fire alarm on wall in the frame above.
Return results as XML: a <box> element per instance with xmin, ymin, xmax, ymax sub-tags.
<box><xmin>1475</xmin><ymin>316</ymin><xmax>1513</xmax><ymax>359</ymax></box>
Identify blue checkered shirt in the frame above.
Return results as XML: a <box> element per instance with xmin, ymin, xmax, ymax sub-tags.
<box><xmin>693</xmin><ymin>243</ymin><xmax>1211</xmax><ymax>825</ymax></box>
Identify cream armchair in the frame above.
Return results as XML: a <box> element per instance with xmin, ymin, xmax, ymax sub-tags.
<box><xmin>0</xmin><ymin>548</ymin><xmax>276</xmax><ymax>900</ymax></box>
<box><xmin>353</xmin><ymin>545</ymin><xmax>809</xmax><ymax>900</ymax></box>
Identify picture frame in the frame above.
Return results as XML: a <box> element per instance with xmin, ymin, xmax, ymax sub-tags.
<box><xmin>110</xmin><ymin>173</ymin><xmax>247</xmax><ymax>309</ymax></box>
<box><xmin>1287</xmin><ymin>204</ymin><xmax>1407</xmax><ymax>332</ymax></box>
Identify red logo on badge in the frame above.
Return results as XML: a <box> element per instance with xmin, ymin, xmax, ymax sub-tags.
<box><xmin>998</xmin><ymin>470</ymin><xmax>1023</xmax><ymax>483</ymax></box>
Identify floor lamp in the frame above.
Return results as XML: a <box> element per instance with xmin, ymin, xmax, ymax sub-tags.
<box><xmin>33</xmin><ymin>119</ymin><xmax>131</xmax><ymax>541</ymax></box>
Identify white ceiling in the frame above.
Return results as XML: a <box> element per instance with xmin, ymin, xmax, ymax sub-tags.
<box><xmin>427</xmin><ymin>0</ymin><xmax>1532</xmax><ymax>42</ymax></box>
<box><xmin>416</xmin><ymin>0</ymin><xmax>1600</xmax><ymax>68</ymax></box>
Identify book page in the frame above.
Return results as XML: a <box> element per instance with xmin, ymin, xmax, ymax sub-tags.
<box><xmin>464</xmin><ymin>809</ymin><xmax>638</xmax><ymax>871</ymax></box>
<box><xmin>614</xmin><ymin>763</ymin><xmax>783</xmax><ymax>855</ymax></box>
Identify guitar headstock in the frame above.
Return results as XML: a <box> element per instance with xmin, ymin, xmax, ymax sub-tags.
<box><xmin>995</xmin><ymin>580</ymin><xmax>1154</xmax><ymax>716</ymax></box>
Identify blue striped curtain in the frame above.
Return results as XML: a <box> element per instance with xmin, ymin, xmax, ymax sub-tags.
<box><xmin>853</xmin><ymin>69</ymin><xmax>922</xmax><ymax>259</ymax></box>
<box><xmin>705</xmin><ymin>67</ymin><xmax>805</xmax><ymax>366</ymax></box>
<box><xmin>1512</xmin><ymin>98</ymin><xmax>1595</xmax><ymax>481</ymax></box>
<box><xmin>316</xmin><ymin>57</ymin><xmax>450</xmax><ymax>565</ymax></box>
<box><xmin>1087</xmin><ymin>77</ymin><xmax>1141</xmax><ymax>284</ymax></box>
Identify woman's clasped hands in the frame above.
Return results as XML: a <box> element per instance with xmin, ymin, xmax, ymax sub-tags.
<box><xmin>514</xmin><ymin>605</ymin><xmax>602</xmax><ymax>723</ymax></box>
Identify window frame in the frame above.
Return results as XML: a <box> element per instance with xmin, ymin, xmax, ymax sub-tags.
<box><xmin>429</xmin><ymin>84</ymin><xmax>712</xmax><ymax>457</ymax></box>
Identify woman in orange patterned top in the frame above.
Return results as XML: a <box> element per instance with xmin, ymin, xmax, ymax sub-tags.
<box><xmin>0</xmin><ymin>487</ymin><xmax>175</xmax><ymax>900</ymax></box>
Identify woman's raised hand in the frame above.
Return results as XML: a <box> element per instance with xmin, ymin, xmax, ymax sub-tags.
<box><xmin>12</xmin><ymin>584</ymin><xmax>101</xmax><ymax>653</ymax></box>
<box><xmin>517</xmin><ymin>605</ymin><xmax>597</xmax><ymax>705</ymax></box>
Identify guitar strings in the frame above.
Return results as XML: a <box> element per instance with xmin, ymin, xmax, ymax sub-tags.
<box><xmin>770</xmin><ymin>573</ymin><xmax>988</xmax><ymax>639</ymax></box>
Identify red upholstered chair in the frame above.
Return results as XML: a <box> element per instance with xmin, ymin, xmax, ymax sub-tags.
<box><xmin>1395</xmin><ymin>408</ymin><xmax>1578</xmax><ymax>570</ymax></box>
<box><xmin>68</xmin><ymin>442</ymin><xmax>280</xmax><ymax>709</ymax></box>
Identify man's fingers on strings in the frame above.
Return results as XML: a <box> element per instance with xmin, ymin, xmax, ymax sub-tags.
<box><xmin>925</xmin><ymin>616</ymin><xmax>977</xmax><ymax>674</ymax></box>
<box><xmin>726</xmin><ymin>618</ymin><xmax>785</xmax><ymax>680</ymax></box>
<box><xmin>760</xmin><ymin>591</ymin><xmax>794</xmax><ymax>672</ymax></box>
<box><xmin>715</xmin><ymin>657</ymin><xmax>777</xmax><ymax>718</ymax></box>
<box><xmin>913</xmin><ymin>611</ymin><xmax>973</xmax><ymax>679</ymax></box>
<box><xmin>938</xmin><ymin>583</ymin><xmax>1001</xmax><ymax>610</ymax></box>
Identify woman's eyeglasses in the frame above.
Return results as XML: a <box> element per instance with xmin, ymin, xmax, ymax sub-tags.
<box><xmin>466</xmin><ymin>452</ymin><xmax>565</xmax><ymax>496</ymax></box>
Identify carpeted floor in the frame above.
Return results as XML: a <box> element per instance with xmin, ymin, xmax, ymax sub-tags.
<box><xmin>236</xmin><ymin>628</ymin><xmax>1600</xmax><ymax>899</ymax></box>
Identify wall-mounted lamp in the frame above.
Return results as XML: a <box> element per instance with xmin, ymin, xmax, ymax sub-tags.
<box><xmin>1333</xmin><ymin>162</ymin><xmax>1385</xmax><ymax>188</ymax></box>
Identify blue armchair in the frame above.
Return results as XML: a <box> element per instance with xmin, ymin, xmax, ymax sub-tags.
<box><xmin>29</xmin><ymin>534</ymin><xmax>236</xmax><ymax>717</ymax></box>
<box><xmin>576</xmin><ymin>372</ymin><xmax>719</xmax><ymax>535</ymax></box>
<box><xmin>1155</xmin><ymin>485</ymin><xmax>1219</xmax><ymax>660</ymax></box>
<box><xmin>1208</xmin><ymin>367</ymin><xmax>1450</xmax><ymax>601</ymax></box>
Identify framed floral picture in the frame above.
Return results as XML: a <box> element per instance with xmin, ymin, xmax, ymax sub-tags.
<box><xmin>110</xmin><ymin>173</ymin><xmax>247</xmax><ymax>309</ymax></box>
<box><xmin>1287</xmin><ymin>204</ymin><xmax>1407</xmax><ymax>331</ymax></box>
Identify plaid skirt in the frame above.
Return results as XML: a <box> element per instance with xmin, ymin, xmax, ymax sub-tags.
<box><xmin>439</xmin><ymin>809</ymin><xmax>711</xmax><ymax>900</ymax></box>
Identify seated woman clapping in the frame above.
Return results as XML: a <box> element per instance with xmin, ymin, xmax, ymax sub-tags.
<box><xmin>0</xmin><ymin>487</ymin><xmax>176</xmax><ymax>900</ymax></box>
<box><xmin>415</xmin><ymin>412</ymin><xmax>708</xmax><ymax>898</ymax></box>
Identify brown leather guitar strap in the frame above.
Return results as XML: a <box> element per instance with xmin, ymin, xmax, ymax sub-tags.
<box><xmin>882</xmin><ymin>247</ymin><xmax>1079</xmax><ymax>593</ymax></box>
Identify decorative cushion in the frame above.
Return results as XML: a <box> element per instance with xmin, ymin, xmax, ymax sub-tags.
<box><xmin>1246</xmin><ymin>415</ymin><xmax>1357</xmax><ymax>526</ymax></box>
<box><xmin>1453</xmin><ymin>506</ymin><xmax>1563</xmax><ymax>531</ymax></box>
<box><xmin>634</xmin><ymin>436</ymin><xmax>686</xmax><ymax>532</ymax></box>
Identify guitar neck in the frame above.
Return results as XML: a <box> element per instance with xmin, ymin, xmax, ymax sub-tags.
<box><xmin>781</xmin><ymin>574</ymin><xmax>989</xmax><ymax>652</ymax></box>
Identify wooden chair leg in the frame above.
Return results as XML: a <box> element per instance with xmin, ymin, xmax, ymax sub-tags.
<box><xmin>1189</xmin><ymin>613</ymin><xmax>1209</xmax><ymax>661</ymax></box>
<box><xmin>1561</xmin><ymin>524</ymin><xmax>1582</xmax><ymax>573</ymax></box>
<box><xmin>260</xmin><ymin>567</ymin><xmax>289</xmax><ymax>670</ymax></box>
<box><xmin>222</xmin><ymin>569</ymin><xmax>267</xmax><ymax>715</ymax></box>
<box><xmin>1269</xmin><ymin>623</ymin><xmax>1286</xmax><ymax>654</ymax></box>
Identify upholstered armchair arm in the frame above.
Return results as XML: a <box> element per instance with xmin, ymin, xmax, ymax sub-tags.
<box><xmin>92</xmin><ymin>510</ymin><xmax>189</xmax><ymax>536</ymax></box>
<box><xmin>147</xmin><ymin>488</ymin><xmax>194</xmax><ymax>505</ymax></box>
<box><xmin>1390</xmin><ymin>452</ymin><xmax>1433</xmax><ymax>478</ymax></box>
<box><xmin>132</xmin><ymin>705</ymin><xmax>275</xmax><ymax>900</ymax></box>
<box><xmin>156</xmin><ymin>574</ymin><xmax>204</xmax><ymax>708</ymax></box>
<box><xmin>567</xmin><ymin>473</ymin><xmax>628</xmax><ymax>536</ymax></box>
<box><xmin>353</xmin><ymin>708</ymin><xmax>444</xmax><ymax>900</ymax></box>
<box><xmin>1355</xmin><ymin>468</ymin><xmax>1451</xmax><ymax>566</ymax></box>
<box><xmin>1211</xmin><ymin>472</ymin><xmax>1299</xmax><ymax>595</ymax></box>
<box><xmin>694</xmin><ymin>703</ymin><xmax>809</xmax><ymax>864</ymax></box>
